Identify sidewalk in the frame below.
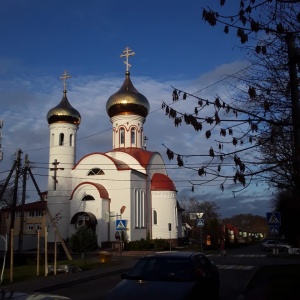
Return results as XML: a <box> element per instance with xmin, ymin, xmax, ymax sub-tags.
<box><xmin>0</xmin><ymin>253</ymin><xmax>141</xmax><ymax>293</ymax></box>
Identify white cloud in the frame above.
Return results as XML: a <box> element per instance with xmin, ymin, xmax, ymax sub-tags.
<box><xmin>0</xmin><ymin>60</ymin><xmax>274</xmax><ymax>217</ymax></box>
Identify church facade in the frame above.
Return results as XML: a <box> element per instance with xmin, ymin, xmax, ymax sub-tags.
<box><xmin>46</xmin><ymin>48</ymin><xmax>183</xmax><ymax>247</ymax></box>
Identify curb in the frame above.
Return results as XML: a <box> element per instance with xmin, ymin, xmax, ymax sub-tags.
<box><xmin>34</xmin><ymin>267</ymin><xmax>133</xmax><ymax>293</ymax></box>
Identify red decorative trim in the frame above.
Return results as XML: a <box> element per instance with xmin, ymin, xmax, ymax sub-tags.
<box><xmin>70</xmin><ymin>182</ymin><xmax>110</xmax><ymax>200</ymax></box>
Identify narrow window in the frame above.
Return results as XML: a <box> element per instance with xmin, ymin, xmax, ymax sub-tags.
<box><xmin>135</xmin><ymin>190</ymin><xmax>145</xmax><ymax>228</ymax></box>
<box><xmin>131</xmin><ymin>128</ymin><xmax>135</xmax><ymax>145</ymax></box>
<box><xmin>141</xmin><ymin>191</ymin><xmax>145</xmax><ymax>227</ymax></box>
<box><xmin>175</xmin><ymin>206</ymin><xmax>178</xmax><ymax>226</ymax></box>
<box><xmin>153</xmin><ymin>210</ymin><xmax>157</xmax><ymax>225</ymax></box>
<box><xmin>120</xmin><ymin>128</ymin><xmax>125</xmax><ymax>145</ymax></box>
<box><xmin>135</xmin><ymin>189</ymin><xmax>139</xmax><ymax>227</ymax></box>
<box><xmin>70</xmin><ymin>134</ymin><xmax>73</xmax><ymax>146</ymax></box>
<box><xmin>59</xmin><ymin>133</ymin><xmax>64</xmax><ymax>145</ymax></box>
<box><xmin>51</xmin><ymin>133</ymin><xmax>55</xmax><ymax>147</ymax></box>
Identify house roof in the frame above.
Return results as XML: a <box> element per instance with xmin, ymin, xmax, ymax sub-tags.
<box><xmin>0</xmin><ymin>200</ymin><xmax>47</xmax><ymax>212</ymax></box>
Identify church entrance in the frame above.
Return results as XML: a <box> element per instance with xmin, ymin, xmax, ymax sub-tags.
<box><xmin>70</xmin><ymin>212</ymin><xmax>97</xmax><ymax>231</ymax></box>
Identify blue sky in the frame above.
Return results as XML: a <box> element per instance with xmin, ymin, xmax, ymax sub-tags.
<box><xmin>0</xmin><ymin>0</ymin><xmax>272</xmax><ymax>218</ymax></box>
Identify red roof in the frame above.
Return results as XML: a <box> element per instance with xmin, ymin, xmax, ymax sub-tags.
<box><xmin>151</xmin><ymin>173</ymin><xmax>177</xmax><ymax>191</ymax></box>
<box><xmin>70</xmin><ymin>182</ymin><xmax>110</xmax><ymax>200</ymax></box>
<box><xmin>73</xmin><ymin>153</ymin><xmax>130</xmax><ymax>171</ymax></box>
<box><xmin>110</xmin><ymin>148</ymin><xmax>156</xmax><ymax>168</ymax></box>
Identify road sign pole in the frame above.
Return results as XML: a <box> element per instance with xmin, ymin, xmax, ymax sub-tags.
<box><xmin>200</xmin><ymin>227</ymin><xmax>203</xmax><ymax>252</ymax></box>
<box><xmin>196</xmin><ymin>217</ymin><xmax>204</xmax><ymax>252</ymax></box>
<box><xmin>168</xmin><ymin>223</ymin><xmax>172</xmax><ymax>251</ymax></box>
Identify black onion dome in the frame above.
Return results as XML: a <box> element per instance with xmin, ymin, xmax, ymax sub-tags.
<box><xmin>106</xmin><ymin>71</ymin><xmax>150</xmax><ymax>118</ymax></box>
<box><xmin>47</xmin><ymin>91</ymin><xmax>81</xmax><ymax>125</ymax></box>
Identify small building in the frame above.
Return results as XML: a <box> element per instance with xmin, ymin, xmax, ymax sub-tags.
<box><xmin>0</xmin><ymin>197</ymin><xmax>47</xmax><ymax>251</ymax></box>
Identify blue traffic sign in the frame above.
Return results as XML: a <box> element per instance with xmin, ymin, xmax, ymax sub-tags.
<box><xmin>197</xmin><ymin>219</ymin><xmax>204</xmax><ymax>227</ymax></box>
<box><xmin>269</xmin><ymin>226</ymin><xmax>279</xmax><ymax>234</ymax></box>
<box><xmin>116</xmin><ymin>220</ymin><xmax>127</xmax><ymax>231</ymax></box>
<box><xmin>266</xmin><ymin>212</ymin><xmax>281</xmax><ymax>226</ymax></box>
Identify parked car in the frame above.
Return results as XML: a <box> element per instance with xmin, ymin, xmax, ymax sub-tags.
<box><xmin>260</xmin><ymin>240</ymin><xmax>291</xmax><ymax>252</ymax></box>
<box><xmin>260</xmin><ymin>237</ymin><xmax>275</xmax><ymax>243</ymax></box>
<box><xmin>105</xmin><ymin>251</ymin><xmax>220</xmax><ymax>300</ymax></box>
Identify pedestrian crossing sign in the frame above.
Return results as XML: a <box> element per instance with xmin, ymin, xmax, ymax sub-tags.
<box><xmin>116</xmin><ymin>220</ymin><xmax>127</xmax><ymax>230</ymax></box>
<box><xmin>266</xmin><ymin>212</ymin><xmax>281</xmax><ymax>226</ymax></box>
<box><xmin>269</xmin><ymin>226</ymin><xmax>279</xmax><ymax>234</ymax></box>
<box><xmin>197</xmin><ymin>219</ymin><xmax>204</xmax><ymax>227</ymax></box>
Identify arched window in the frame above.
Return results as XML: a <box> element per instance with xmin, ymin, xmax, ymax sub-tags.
<box><xmin>120</xmin><ymin>128</ymin><xmax>125</xmax><ymax>145</ymax></box>
<box><xmin>59</xmin><ymin>133</ymin><xmax>64</xmax><ymax>146</ymax></box>
<box><xmin>153</xmin><ymin>210</ymin><xmax>157</xmax><ymax>225</ymax></box>
<box><xmin>131</xmin><ymin>128</ymin><xmax>136</xmax><ymax>145</ymax></box>
<box><xmin>69</xmin><ymin>134</ymin><xmax>73</xmax><ymax>146</ymax></box>
<box><xmin>82</xmin><ymin>195</ymin><xmax>95</xmax><ymax>201</ymax></box>
<box><xmin>87</xmin><ymin>168</ymin><xmax>105</xmax><ymax>176</ymax></box>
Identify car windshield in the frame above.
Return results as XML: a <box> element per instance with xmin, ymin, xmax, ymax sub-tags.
<box><xmin>126</xmin><ymin>257</ymin><xmax>195</xmax><ymax>282</ymax></box>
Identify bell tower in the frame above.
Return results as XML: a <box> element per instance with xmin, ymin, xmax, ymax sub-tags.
<box><xmin>46</xmin><ymin>71</ymin><xmax>81</xmax><ymax>241</ymax></box>
<box><xmin>106</xmin><ymin>48</ymin><xmax>150</xmax><ymax>149</ymax></box>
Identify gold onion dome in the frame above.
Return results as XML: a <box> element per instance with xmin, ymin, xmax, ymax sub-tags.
<box><xmin>106</xmin><ymin>71</ymin><xmax>150</xmax><ymax>118</ymax></box>
<box><xmin>47</xmin><ymin>90</ymin><xmax>81</xmax><ymax>125</ymax></box>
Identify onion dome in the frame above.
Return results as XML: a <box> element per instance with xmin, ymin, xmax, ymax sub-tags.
<box><xmin>106</xmin><ymin>71</ymin><xmax>150</xmax><ymax>118</ymax></box>
<box><xmin>47</xmin><ymin>90</ymin><xmax>81</xmax><ymax>125</ymax></box>
<box><xmin>151</xmin><ymin>173</ymin><xmax>177</xmax><ymax>191</ymax></box>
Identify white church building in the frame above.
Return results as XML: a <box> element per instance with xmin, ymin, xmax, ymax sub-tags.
<box><xmin>46</xmin><ymin>48</ymin><xmax>183</xmax><ymax>248</ymax></box>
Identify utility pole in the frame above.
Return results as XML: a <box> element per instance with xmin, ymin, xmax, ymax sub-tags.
<box><xmin>286</xmin><ymin>32</ymin><xmax>300</xmax><ymax>246</ymax></box>
<box><xmin>9</xmin><ymin>149</ymin><xmax>22</xmax><ymax>232</ymax></box>
<box><xmin>9</xmin><ymin>149</ymin><xmax>22</xmax><ymax>255</ymax></box>
<box><xmin>18</xmin><ymin>154</ymin><xmax>29</xmax><ymax>257</ymax></box>
<box><xmin>28</xmin><ymin>167</ymin><xmax>72</xmax><ymax>260</ymax></box>
<box><xmin>0</xmin><ymin>160</ymin><xmax>17</xmax><ymax>201</ymax></box>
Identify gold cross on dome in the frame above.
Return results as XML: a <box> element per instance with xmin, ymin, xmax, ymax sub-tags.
<box><xmin>60</xmin><ymin>71</ymin><xmax>71</xmax><ymax>91</ymax></box>
<box><xmin>120</xmin><ymin>47</ymin><xmax>135</xmax><ymax>72</ymax></box>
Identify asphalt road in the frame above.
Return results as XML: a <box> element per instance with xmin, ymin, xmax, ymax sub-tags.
<box><xmin>47</xmin><ymin>244</ymin><xmax>300</xmax><ymax>300</ymax></box>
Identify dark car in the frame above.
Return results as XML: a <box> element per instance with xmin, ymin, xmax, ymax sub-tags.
<box><xmin>105</xmin><ymin>251</ymin><xmax>220</xmax><ymax>300</ymax></box>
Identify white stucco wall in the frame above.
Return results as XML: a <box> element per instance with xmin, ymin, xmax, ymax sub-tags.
<box><xmin>151</xmin><ymin>190</ymin><xmax>178</xmax><ymax>240</ymax></box>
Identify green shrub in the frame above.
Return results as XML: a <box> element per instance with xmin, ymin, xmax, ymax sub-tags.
<box><xmin>127</xmin><ymin>238</ymin><xmax>171</xmax><ymax>251</ymax></box>
<box><xmin>69</xmin><ymin>227</ymin><xmax>98</xmax><ymax>259</ymax></box>
<box><xmin>127</xmin><ymin>238</ymin><xmax>155</xmax><ymax>250</ymax></box>
<box><xmin>153</xmin><ymin>238</ymin><xmax>169</xmax><ymax>250</ymax></box>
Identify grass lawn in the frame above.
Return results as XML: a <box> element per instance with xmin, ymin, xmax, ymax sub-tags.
<box><xmin>1</xmin><ymin>256</ymin><xmax>106</xmax><ymax>286</ymax></box>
